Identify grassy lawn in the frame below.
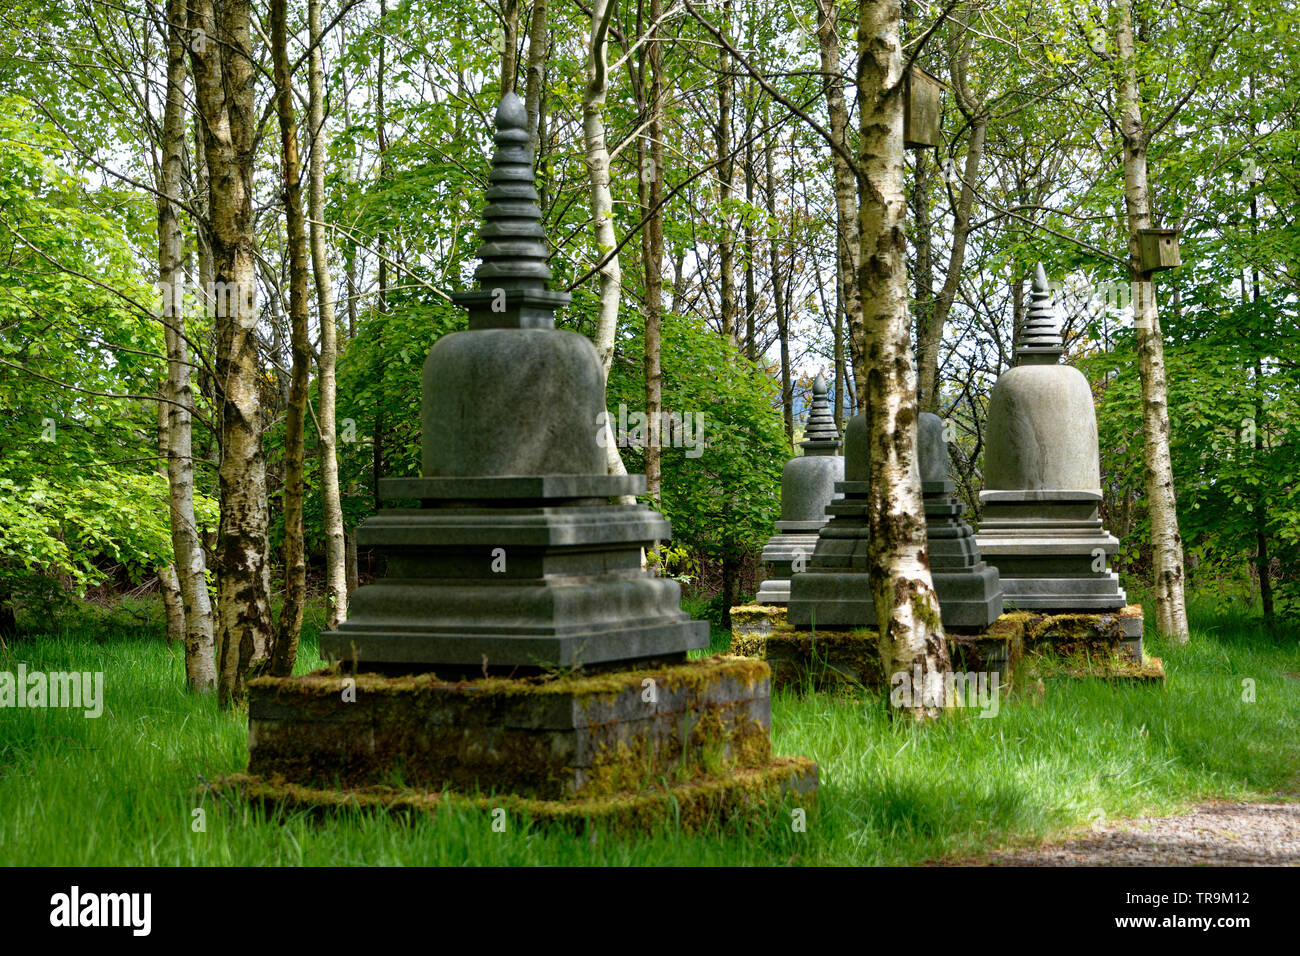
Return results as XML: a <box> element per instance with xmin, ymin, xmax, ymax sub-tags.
<box><xmin>0</xmin><ymin>593</ymin><xmax>1296</xmax><ymax>865</ymax></box>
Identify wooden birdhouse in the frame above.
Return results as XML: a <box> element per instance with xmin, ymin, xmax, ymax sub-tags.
<box><xmin>903</xmin><ymin>66</ymin><xmax>945</xmax><ymax>149</ymax></box>
<box><xmin>1137</xmin><ymin>228</ymin><xmax>1181</xmax><ymax>272</ymax></box>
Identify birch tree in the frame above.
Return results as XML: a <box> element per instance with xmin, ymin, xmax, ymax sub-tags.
<box><xmin>188</xmin><ymin>0</ymin><xmax>272</xmax><ymax>704</ymax></box>
<box><xmin>1111</xmin><ymin>0</ymin><xmax>1191</xmax><ymax>641</ymax></box>
<box><xmin>268</xmin><ymin>0</ymin><xmax>311</xmax><ymax>676</ymax></box>
<box><xmin>815</xmin><ymin>0</ymin><xmax>863</xmax><ymax>409</ymax></box>
<box><xmin>582</xmin><ymin>0</ymin><xmax>632</xmax><ymax>488</ymax></box>
<box><xmin>639</xmin><ymin>0</ymin><xmax>666</xmax><ymax>505</ymax></box>
<box><xmin>308</xmin><ymin>0</ymin><xmax>347</xmax><ymax>631</ymax></box>
<box><xmin>857</xmin><ymin>0</ymin><xmax>951</xmax><ymax>717</ymax></box>
<box><xmin>160</xmin><ymin>0</ymin><xmax>216</xmax><ymax>691</ymax></box>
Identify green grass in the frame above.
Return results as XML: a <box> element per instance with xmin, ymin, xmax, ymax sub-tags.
<box><xmin>0</xmin><ymin>593</ymin><xmax>1296</xmax><ymax>865</ymax></box>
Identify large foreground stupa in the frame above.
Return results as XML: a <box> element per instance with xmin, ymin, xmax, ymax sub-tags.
<box><xmin>320</xmin><ymin>93</ymin><xmax>706</xmax><ymax>673</ymax></box>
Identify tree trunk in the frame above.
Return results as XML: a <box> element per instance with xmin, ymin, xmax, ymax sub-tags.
<box><xmin>816</xmin><ymin>0</ymin><xmax>863</xmax><ymax>407</ymax></box>
<box><xmin>920</xmin><ymin>115</ymin><xmax>986</xmax><ymax>412</ymax></box>
<box><xmin>743</xmin><ymin>133</ymin><xmax>757</xmax><ymax>362</ymax></box>
<box><xmin>307</xmin><ymin>0</ymin><xmax>347</xmax><ymax>632</ymax></box>
<box><xmin>715</xmin><ymin>0</ymin><xmax>736</xmax><ymax>347</ymax></box>
<box><xmin>268</xmin><ymin>0</ymin><xmax>311</xmax><ymax>677</ymax></box>
<box><xmin>373</xmin><ymin>0</ymin><xmax>390</xmax><ymax>513</ymax></box>
<box><xmin>583</xmin><ymin>0</ymin><xmax>631</xmax><ymax>489</ymax></box>
<box><xmin>856</xmin><ymin>0</ymin><xmax>950</xmax><ymax>718</ymax></box>
<box><xmin>189</xmin><ymin>0</ymin><xmax>272</xmax><ymax>705</ymax></box>
<box><xmin>156</xmin><ymin>395</ymin><xmax>184</xmax><ymax>645</ymax></box>
<box><xmin>920</xmin><ymin>25</ymin><xmax>986</xmax><ymax>413</ymax></box>
<box><xmin>523</xmin><ymin>0</ymin><xmax>548</xmax><ymax>155</ymax></box>
<box><xmin>156</xmin><ymin>0</ymin><xmax>210</xmax><ymax>671</ymax></box>
<box><xmin>912</xmin><ymin>151</ymin><xmax>936</xmax><ymax>406</ymax></box>
<box><xmin>764</xmin><ymin>129</ymin><xmax>793</xmax><ymax>448</ymax></box>
<box><xmin>346</xmin><ymin>531</ymin><xmax>360</xmax><ymax>597</ymax></box>
<box><xmin>1115</xmin><ymin>1</ymin><xmax>1189</xmax><ymax>642</ymax></box>
<box><xmin>640</xmin><ymin>0</ymin><xmax>665</xmax><ymax>505</ymax></box>
<box><xmin>499</xmin><ymin>0</ymin><xmax>520</xmax><ymax>94</ymax></box>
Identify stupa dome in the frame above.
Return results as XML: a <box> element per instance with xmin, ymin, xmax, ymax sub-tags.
<box><xmin>983</xmin><ymin>264</ymin><xmax>1101</xmax><ymax>493</ymax></box>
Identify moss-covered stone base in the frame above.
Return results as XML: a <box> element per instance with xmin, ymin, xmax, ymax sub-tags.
<box><xmin>730</xmin><ymin>603</ymin><xmax>1157</xmax><ymax>692</ymax></box>
<box><xmin>248</xmin><ymin>655</ymin><xmax>781</xmax><ymax>801</ymax></box>
<box><xmin>732</xmin><ymin>624</ymin><xmax>884</xmax><ymax>693</ymax></box>
<box><xmin>1022</xmin><ymin>650</ymin><xmax>1166</xmax><ymax>684</ymax></box>
<box><xmin>1020</xmin><ymin>605</ymin><xmax>1145</xmax><ymax>662</ymax></box>
<box><xmin>214</xmin><ymin>756</ymin><xmax>818</xmax><ymax>835</ymax></box>
<box><xmin>730</xmin><ymin>605</ymin><xmax>1022</xmax><ymax>694</ymax></box>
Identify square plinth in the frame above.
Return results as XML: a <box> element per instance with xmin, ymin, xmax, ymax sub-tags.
<box><xmin>247</xmin><ymin>656</ymin><xmax>780</xmax><ymax>800</ymax></box>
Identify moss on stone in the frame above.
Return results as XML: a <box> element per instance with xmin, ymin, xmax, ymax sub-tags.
<box><xmin>247</xmin><ymin>655</ymin><xmax>776</xmax><ymax>800</ymax></box>
<box><xmin>730</xmin><ymin>610</ymin><xmax>1037</xmax><ymax>693</ymax></box>
<box><xmin>1022</xmin><ymin>647</ymin><xmax>1166</xmax><ymax>684</ymax></box>
<box><xmin>251</xmin><ymin>654</ymin><xmax>769</xmax><ymax>701</ymax></box>
<box><xmin>214</xmin><ymin>756</ymin><xmax>818</xmax><ymax>836</ymax></box>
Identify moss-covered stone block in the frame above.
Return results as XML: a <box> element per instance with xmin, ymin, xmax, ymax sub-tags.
<box><xmin>1021</xmin><ymin>605</ymin><xmax>1145</xmax><ymax>662</ymax></box>
<box><xmin>730</xmin><ymin>604</ymin><xmax>1027</xmax><ymax>693</ymax></box>
<box><xmin>248</xmin><ymin>656</ymin><xmax>774</xmax><ymax>800</ymax></box>
<box><xmin>948</xmin><ymin>612</ymin><xmax>1027</xmax><ymax>678</ymax></box>
<box><xmin>1022</xmin><ymin>648</ymin><xmax>1166</xmax><ymax>684</ymax></box>
<box><xmin>216</xmin><ymin>755</ymin><xmax>818</xmax><ymax>836</ymax></box>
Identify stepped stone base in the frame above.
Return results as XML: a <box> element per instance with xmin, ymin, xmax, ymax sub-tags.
<box><xmin>217</xmin><ymin>758</ymin><xmax>818</xmax><ymax>835</ymax></box>
<box><xmin>320</xmin><ymin>479</ymin><xmax>708</xmax><ymax>675</ymax></box>
<box><xmin>976</xmin><ymin>490</ymin><xmax>1128</xmax><ymax>612</ymax></box>
<box><xmin>731</xmin><ymin>603</ymin><xmax>1153</xmax><ymax>694</ymax></box>
<box><xmin>787</xmin><ymin>473</ymin><xmax>1004</xmax><ymax>631</ymax></box>
<box><xmin>227</xmin><ymin>656</ymin><xmax>816</xmax><ymax>833</ymax></box>
<box><xmin>756</xmin><ymin>526</ymin><xmax>822</xmax><ymax>605</ymax></box>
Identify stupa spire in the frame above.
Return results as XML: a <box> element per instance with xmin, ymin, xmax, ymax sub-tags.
<box><xmin>472</xmin><ymin>92</ymin><xmax>550</xmax><ymax>290</ymax></box>
<box><xmin>800</xmin><ymin>374</ymin><xmax>840</xmax><ymax>455</ymax></box>
<box><xmin>1015</xmin><ymin>263</ymin><xmax>1065</xmax><ymax>364</ymax></box>
<box><xmin>452</xmin><ymin>94</ymin><xmax>570</xmax><ymax>329</ymax></box>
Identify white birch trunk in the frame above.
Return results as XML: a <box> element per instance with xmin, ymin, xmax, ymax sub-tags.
<box><xmin>308</xmin><ymin>0</ymin><xmax>347</xmax><ymax>631</ymax></box>
<box><xmin>161</xmin><ymin>0</ymin><xmax>216</xmax><ymax>690</ymax></box>
<box><xmin>582</xmin><ymin>0</ymin><xmax>631</xmax><ymax>489</ymax></box>
<box><xmin>1116</xmin><ymin>1</ymin><xmax>1190</xmax><ymax>642</ymax></box>
<box><xmin>857</xmin><ymin>0</ymin><xmax>950</xmax><ymax>718</ymax></box>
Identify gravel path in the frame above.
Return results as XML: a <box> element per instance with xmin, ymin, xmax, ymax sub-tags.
<box><xmin>975</xmin><ymin>800</ymin><xmax>1300</xmax><ymax>866</ymax></box>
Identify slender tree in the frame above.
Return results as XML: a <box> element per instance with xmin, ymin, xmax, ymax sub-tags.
<box><xmin>188</xmin><ymin>0</ymin><xmax>272</xmax><ymax>705</ymax></box>
<box><xmin>856</xmin><ymin>0</ymin><xmax>951</xmax><ymax>718</ymax></box>
<box><xmin>158</xmin><ymin>0</ymin><xmax>216</xmax><ymax>690</ymax></box>
<box><xmin>268</xmin><ymin>0</ymin><xmax>311</xmax><ymax>676</ymax></box>
<box><xmin>308</xmin><ymin>0</ymin><xmax>347</xmax><ymax>631</ymax></box>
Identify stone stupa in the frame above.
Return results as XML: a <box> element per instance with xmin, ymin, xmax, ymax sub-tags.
<box><xmin>320</xmin><ymin>92</ymin><xmax>707</xmax><ymax>673</ymax></box>
<box><xmin>756</xmin><ymin>375</ymin><xmax>843</xmax><ymax>605</ymax></box>
<box><xmin>787</xmin><ymin>406</ymin><xmax>1003</xmax><ymax>630</ymax></box>
<box><xmin>974</xmin><ymin>264</ymin><xmax>1127</xmax><ymax>612</ymax></box>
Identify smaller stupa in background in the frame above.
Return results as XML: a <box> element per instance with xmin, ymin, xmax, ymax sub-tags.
<box><xmin>787</xmin><ymin>406</ymin><xmax>1003</xmax><ymax>630</ymax></box>
<box><xmin>756</xmin><ymin>375</ymin><xmax>843</xmax><ymax>605</ymax></box>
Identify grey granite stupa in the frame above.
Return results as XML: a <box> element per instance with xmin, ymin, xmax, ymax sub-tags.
<box><xmin>974</xmin><ymin>264</ymin><xmax>1126</xmax><ymax>611</ymax></box>
<box><xmin>320</xmin><ymin>93</ymin><xmax>707</xmax><ymax>673</ymax></box>
<box><xmin>756</xmin><ymin>375</ymin><xmax>844</xmax><ymax>605</ymax></box>
<box><xmin>787</xmin><ymin>409</ymin><xmax>1003</xmax><ymax>630</ymax></box>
